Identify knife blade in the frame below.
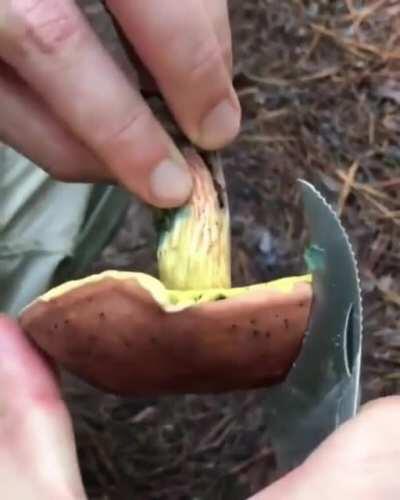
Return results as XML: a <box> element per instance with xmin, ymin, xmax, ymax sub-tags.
<box><xmin>263</xmin><ymin>179</ymin><xmax>363</xmax><ymax>474</ymax></box>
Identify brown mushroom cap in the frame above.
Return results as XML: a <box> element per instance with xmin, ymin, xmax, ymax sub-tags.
<box><xmin>19</xmin><ymin>272</ymin><xmax>313</xmax><ymax>395</ymax></box>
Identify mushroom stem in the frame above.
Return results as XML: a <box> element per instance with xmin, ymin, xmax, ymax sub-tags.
<box><xmin>156</xmin><ymin>149</ymin><xmax>231</xmax><ymax>290</ymax></box>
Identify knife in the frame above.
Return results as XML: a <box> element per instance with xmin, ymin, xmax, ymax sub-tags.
<box><xmin>263</xmin><ymin>179</ymin><xmax>363</xmax><ymax>474</ymax></box>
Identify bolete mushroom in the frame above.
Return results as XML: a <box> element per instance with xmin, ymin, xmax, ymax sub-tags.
<box><xmin>19</xmin><ymin>149</ymin><xmax>313</xmax><ymax>396</ymax></box>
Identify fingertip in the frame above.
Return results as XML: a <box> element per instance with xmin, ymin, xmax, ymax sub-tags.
<box><xmin>148</xmin><ymin>159</ymin><xmax>193</xmax><ymax>208</ymax></box>
<box><xmin>196</xmin><ymin>93</ymin><xmax>241</xmax><ymax>150</ymax></box>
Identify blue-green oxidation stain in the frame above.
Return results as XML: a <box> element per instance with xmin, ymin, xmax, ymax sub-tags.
<box><xmin>305</xmin><ymin>245</ymin><xmax>326</xmax><ymax>273</ymax></box>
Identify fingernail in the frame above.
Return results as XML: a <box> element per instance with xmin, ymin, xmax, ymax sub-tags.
<box><xmin>200</xmin><ymin>98</ymin><xmax>241</xmax><ymax>149</ymax></box>
<box><xmin>150</xmin><ymin>160</ymin><xmax>193</xmax><ymax>207</ymax></box>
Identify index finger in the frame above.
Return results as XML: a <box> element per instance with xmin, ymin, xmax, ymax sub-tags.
<box><xmin>107</xmin><ymin>0</ymin><xmax>240</xmax><ymax>150</ymax></box>
<box><xmin>0</xmin><ymin>0</ymin><xmax>193</xmax><ymax>208</ymax></box>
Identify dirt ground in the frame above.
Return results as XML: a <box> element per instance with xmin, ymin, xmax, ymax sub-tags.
<box><xmin>64</xmin><ymin>1</ymin><xmax>400</xmax><ymax>498</ymax></box>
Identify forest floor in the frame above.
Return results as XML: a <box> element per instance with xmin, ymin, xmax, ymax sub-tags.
<box><xmin>65</xmin><ymin>1</ymin><xmax>400</xmax><ymax>498</ymax></box>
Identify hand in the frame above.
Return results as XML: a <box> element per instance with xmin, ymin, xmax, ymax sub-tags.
<box><xmin>1</xmin><ymin>315</ymin><xmax>400</xmax><ymax>499</ymax></box>
<box><xmin>0</xmin><ymin>315</ymin><xmax>86</xmax><ymax>499</ymax></box>
<box><xmin>251</xmin><ymin>398</ymin><xmax>400</xmax><ymax>500</ymax></box>
<box><xmin>0</xmin><ymin>0</ymin><xmax>241</xmax><ymax>207</ymax></box>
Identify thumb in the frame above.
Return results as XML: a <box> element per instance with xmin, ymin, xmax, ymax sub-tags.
<box><xmin>0</xmin><ymin>315</ymin><xmax>87</xmax><ymax>500</ymax></box>
<box><xmin>249</xmin><ymin>396</ymin><xmax>400</xmax><ymax>500</ymax></box>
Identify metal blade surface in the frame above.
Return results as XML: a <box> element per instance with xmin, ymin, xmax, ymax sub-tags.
<box><xmin>264</xmin><ymin>180</ymin><xmax>363</xmax><ymax>473</ymax></box>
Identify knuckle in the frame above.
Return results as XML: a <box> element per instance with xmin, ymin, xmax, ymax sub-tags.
<box><xmin>93</xmin><ymin>105</ymin><xmax>154</xmax><ymax>152</ymax></box>
<box><xmin>185</xmin><ymin>39</ymin><xmax>225</xmax><ymax>84</ymax></box>
<box><xmin>5</xmin><ymin>0</ymin><xmax>82</xmax><ymax>55</ymax></box>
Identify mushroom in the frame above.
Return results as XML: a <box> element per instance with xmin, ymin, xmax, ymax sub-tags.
<box><xmin>19</xmin><ymin>149</ymin><xmax>312</xmax><ymax>396</ymax></box>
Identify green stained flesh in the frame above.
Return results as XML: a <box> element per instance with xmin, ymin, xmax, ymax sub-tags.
<box><xmin>305</xmin><ymin>245</ymin><xmax>326</xmax><ymax>273</ymax></box>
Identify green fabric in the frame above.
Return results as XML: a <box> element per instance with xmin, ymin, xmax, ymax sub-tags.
<box><xmin>0</xmin><ymin>148</ymin><xmax>130</xmax><ymax>317</ymax></box>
